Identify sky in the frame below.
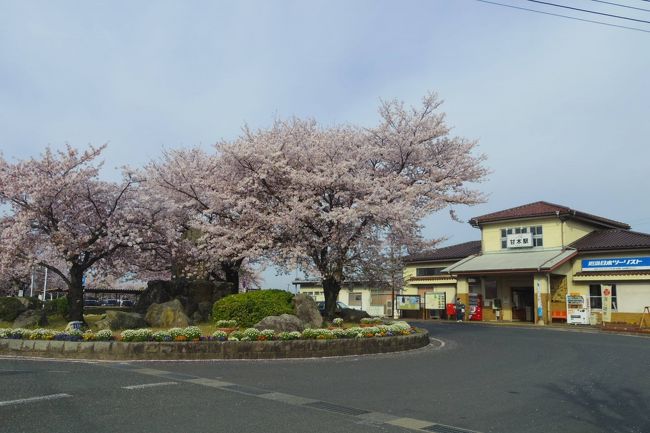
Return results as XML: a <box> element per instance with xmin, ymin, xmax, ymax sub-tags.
<box><xmin>1</xmin><ymin>0</ymin><xmax>649</xmax><ymax>290</ymax></box>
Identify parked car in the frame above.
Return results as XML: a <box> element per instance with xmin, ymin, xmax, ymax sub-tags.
<box><xmin>101</xmin><ymin>299</ymin><xmax>119</xmax><ymax>307</ymax></box>
<box><xmin>317</xmin><ymin>301</ymin><xmax>349</xmax><ymax>313</ymax></box>
<box><xmin>317</xmin><ymin>301</ymin><xmax>371</xmax><ymax>321</ymax></box>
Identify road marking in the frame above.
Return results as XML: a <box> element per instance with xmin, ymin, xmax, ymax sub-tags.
<box><xmin>0</xmin><ymin>393</ymin><xmax>72</xmax><ymax>407</ymax></box>
<box><xmin>122</xmin><ymin>382</ymin><xmax>179</xmax><ymax>390</ymax></box>
<box><xmin>388</xmin><ymin>417</ymin><xmax>438</xmax><ymax>430</ymax></box>
<box><xmin>102</xmin><ymin>363</ymin><xmax>482</xmax><ymax>433</ymax></box>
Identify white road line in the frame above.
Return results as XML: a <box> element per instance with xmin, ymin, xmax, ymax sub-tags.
<box><xmin>122</xmin><ymin>382</ymin><xmax>179</xmax><ymax>390</ymax></box>
<box><xmin>0</xmin><ymin>393</ymin><xmax>72</xmax><ymax>407</ymax></box>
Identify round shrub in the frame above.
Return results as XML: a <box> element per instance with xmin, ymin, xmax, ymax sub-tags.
<box><xmin>212</xmin><ymin>290</ymin><xmax>294</xmax><ymax>328</ymax></box>
<box><xmin>0</xmin><ymin>297</ymin><xmax>27</xmax><ymax>321</ymax></box>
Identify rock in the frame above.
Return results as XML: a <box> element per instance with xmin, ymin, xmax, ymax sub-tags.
<box><xmin>65</xmin><ymin>321</ymin><xmax>85</xmax><ymax>332</ymax></box>
<box><xmin>293</xmin><ymin>294</ymin><xmax>323</xmax><ymax>328</ymax></box>
<box><xmin>108</xmin><ymin>311</ymin><xmax>146</xmax><ymax>329</ymax></box>
<box><xmin>253</xmin><ymin>314</ymin><xmax>305</xmax><ymax>332</ymax></box>
<box><xmin>15</xmin><ymin>297</ymin><xmax>31</xmax><ymax>309</ymax></box>
<box><xmin>145</xmin><ymin>299</ymin><xmax>190</xmax><ymax>328</ymax></box>
<box><xmin>135</xmin><ymin>279</ymin><xmax>233</xmax><ymax>321</ymax></box>
<box><xmin>92</xmin><ymin>311</ymin><xmax>146</xmax><ymax>330</ymax></box>
<box><xmin>338</xmin><ymin>308</ymin><xmax>371</xmax><ymax>323</ymax></box>
<box><xmin>12</xmin><ymin>310</ymin><xmax>41</xmax><ymax>328</ymax></box>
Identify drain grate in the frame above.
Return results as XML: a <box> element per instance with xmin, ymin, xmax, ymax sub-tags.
<box><xmin>222</xmin><ymin>384</ymin><xmax>270</xmax><ymax>396</ymax></box>
<box><xmin>304</xmin><ymin>401</ymin><xmax>370</xmax><ymax>416</ymax></box>
<box><xmin>421</xmin><ymin>424</ymin><xmax>477</xmax><ymax>433</ymax></box>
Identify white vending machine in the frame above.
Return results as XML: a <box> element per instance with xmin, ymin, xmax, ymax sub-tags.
<box><xmin>566</xmin><ymin>293</ymin><xmax>590</xmax><ymax>325</ymax></box>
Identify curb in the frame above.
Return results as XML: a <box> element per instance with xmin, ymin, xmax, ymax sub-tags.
<box><xmin>0</xmin><ymin>331</ymin><xmax>430</xmax><ymax>360</ymax></box>
<box><xmin>409</xmin><ymin>320</ymin><xmax>650</xmax><ymax>338</ymax></box>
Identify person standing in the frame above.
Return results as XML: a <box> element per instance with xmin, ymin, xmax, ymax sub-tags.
<box><xmin>455</xmin><ymin>297</ymin><xmax>465</xmax><ymax>322</ymax></box>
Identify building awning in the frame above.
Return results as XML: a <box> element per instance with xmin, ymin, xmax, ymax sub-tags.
<box><xmin>442</xmin><ymin>248</ymin><xmax>577</xmax><ymax>275</ymax></box>
<box><xmin>573</xmin><ymin>271</ymin><xmax>650</xmax><ymax>281</ymax></box>
<box><xmin>407</xmin><ymin>276</ymin><xmax>457</xmax><ymax>285</ymax></box>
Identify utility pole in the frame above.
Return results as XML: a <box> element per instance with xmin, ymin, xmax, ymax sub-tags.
<box><xmin>42</xmin><ymin>267</ymin><xmax>48</xmax><ymax>303</ymax></box>
<box><xmin>30</xmin><ymin>268</ymin><xmax>35</xmax><ymax>297</ymax></box>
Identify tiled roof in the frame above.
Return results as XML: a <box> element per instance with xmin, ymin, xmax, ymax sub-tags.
<box><xmin>404</xmin><ymin>241</ymin><xmax>481</xmax><ymax>263</ymax></box>
<box><xmin>570</xmin><ymin>229</ymin><xmax>650</xmax><ymax>252</ymax></box>
<box><xmin>470</xmin><ymin>201</ymin><xmax>629</xmax><ymax>229</ymax></box>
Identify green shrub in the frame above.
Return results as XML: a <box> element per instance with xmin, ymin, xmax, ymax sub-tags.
<box><xmin>212</xmin><ymin>290</ymin><xmax>294</xmax><ymax>328</ymax></box>
<box><xmin>45</xmin><ymin>297</ymin><xmax>69</xmax><ymax>318</ymax></box>
<box><xmin>0</xmin><ymin>297</ymin><xmax>26</xmax><ymax>321</ymax></box>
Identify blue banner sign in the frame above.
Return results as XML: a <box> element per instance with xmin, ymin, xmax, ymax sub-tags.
<box><xmin>582</xmin><ymin>257</ymin><xmax>650</xmax><ymax>272</ymax></box>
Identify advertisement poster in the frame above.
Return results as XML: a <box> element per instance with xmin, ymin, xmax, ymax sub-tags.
<box><xmin>601</xmin><ymin>284</ymin><xmax>612</xmax><ymax>323</ymax></box>
<box><xmin>395</xmin><ymin>295</ymin><xmax>420</xmax><ymax>310</ymax></box>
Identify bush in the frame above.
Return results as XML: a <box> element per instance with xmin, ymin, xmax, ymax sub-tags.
<box><xmin>44</xmin><ymin>297</ymin><xmax>69</xmax><ymax>318</ymax></box>
<box><xmin>215</xmin><ymin>319</ymin><xmax>237</xmax><ymax>328</ymax></box>
<box><xmin>0</xmin><ymin>297</ymin><xmax>26</xmax><ymax>321</ymax></box>
<box><xmin>212</xmin><ymin>290</ymin><xmax>294</xmax><ymax>328</ymax></box>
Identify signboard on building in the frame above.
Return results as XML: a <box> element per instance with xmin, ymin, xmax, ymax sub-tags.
<box><xmin>582</xmin><ymin>257</ymin><xmax>650</xmax><ymax>272</ymax></box>
<box><xmin>395</xmin><ymin>295</ymin><xmax>420</xmax><ymax>310</ymax></box>
<box><xmin>602</xmin><ymin>285</ymin><xmax>612</xmax><ymax>323</ymax></box>
<box><xmin>425</xmin><ymin>292</ymin><xmax>446</xmax><ymax>310</ymax></box>
<box><xmin>506</xmin><ymin>232</ymin><xmax>533</xmax><ymax>248</ymax></box>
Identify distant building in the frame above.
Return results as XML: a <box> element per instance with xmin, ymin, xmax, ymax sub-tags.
<box><xmin>292</xmin><ymin>279</ymin><xmax>394</xmax><ymax>317</ymax></box>
<box><xmin>403</xmin><ymin>201</ymin><xmax>650</xmax><ymax>325</ymax></box>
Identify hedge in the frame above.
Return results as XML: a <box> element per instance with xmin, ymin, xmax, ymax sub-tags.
<box><xmin>212</xmin><ymin>290</ymin><xmax>294</xmax><ymax>328</ymax></box>
<box><xmin>45</xmin><ymin>297</ymin><xmax>69</xmax><ymax>318</ymax></box>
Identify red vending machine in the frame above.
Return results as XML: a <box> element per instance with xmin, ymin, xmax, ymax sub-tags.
<box><xmin>469</xmin><ymin>293</ymin><xmax>483</xmax><ymax>321</ymax></box>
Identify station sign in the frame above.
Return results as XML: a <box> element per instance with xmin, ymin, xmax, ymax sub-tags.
<box><xmin>582</xmin><ymin>257</ymin><xmax>650</xmax><ymax>272</ymax></box>
<box><xmin>506</xmin><ymin>232</ymin><xmax>533</xmax><ymax>248</ymax></box>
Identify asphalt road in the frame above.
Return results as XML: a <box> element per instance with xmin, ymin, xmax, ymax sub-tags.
<box><xmin>1</xmin><ymin>323</ymin><xmax>649</xmax><ymax>433</ymax></box>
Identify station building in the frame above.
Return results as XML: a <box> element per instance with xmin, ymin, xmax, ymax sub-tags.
<box><xmin>403</xmin><ymin>201</ymin><xmax>650</xmax><ymax>325</ymax></box>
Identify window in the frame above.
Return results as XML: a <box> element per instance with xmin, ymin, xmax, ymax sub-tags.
<box><xmin>589</xmin><ymin>284</ymin><xmax>617</xmax><ymax>310</ymax></box>
<box><xmin>349</xmin><ymin>292</ymin><xmax>363</xmax><ymax>307</ymax></box>
<box><xmin>416</xmin><ymin>268</ymin><xmax>443</xmax><ymax>277</ymax></box>
<box><xmin>589</xmin><ymin>284</ymin><xmax>601</xmax><ymax>309</ymax></box>
<box><xmin>501</xmin><ymin>226</ymin><xmax>543</xmax><ymax>248</ymax></box>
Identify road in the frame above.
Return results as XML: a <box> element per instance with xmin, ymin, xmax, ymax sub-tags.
<box><xmin>1</xmin><ymin>322</ymin><xmax>649</xmax><ymax>433</ymax></box>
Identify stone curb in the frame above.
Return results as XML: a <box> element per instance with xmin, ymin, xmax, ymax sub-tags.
<box><xmin>0</xmin><ymin>331</ymin><xmax>429</xmax><ymax>360</ymax></box>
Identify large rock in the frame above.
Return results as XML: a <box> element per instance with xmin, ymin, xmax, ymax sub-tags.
<box><xmin>135</xmin><ymin>279</ymin><xmax>233</xmax><ymax>322</ymax></box>
<box><xmin>253</xmin><ymin>314</ymin><xmax>305</xmax><ymax>332</ymax></box>
<box><xmin>293</xmin><ymin>294</ymin><xmax>323</xmax><ymax>328</ymax></box>
<box><xmin>145</xmin><ymin>299</ymin><xmax>190</xmax><ymax>328</ymax></box>
<box><xmin>338</xmin><ymin>308</ymin><xmax>371</xmax><ymax>323</ymax></box>
<box><xmin>12</xmin><ymin>310</ymin><xmax>46</xmax><ymax>328</ymax></box>
<box><xmin>93</xmin><ymin>311</ymin><xmax>146</xmax><ymax>331</ymax></box>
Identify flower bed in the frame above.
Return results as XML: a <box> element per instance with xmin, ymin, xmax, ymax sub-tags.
<box><xmin>0</xmin><ymin>321</ymin><xmax>416</xmax><ymax>343</ymax></box>
<box><xmin>0</xmin><ymin>322</ymin><xmax>427</xmax><ymax>360</ymax></box>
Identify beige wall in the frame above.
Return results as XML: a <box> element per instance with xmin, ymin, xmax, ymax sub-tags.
<box><xmin>481</xmin><ymin>217</ymin><xmax>562</xmax><ymax>252</ymax></box>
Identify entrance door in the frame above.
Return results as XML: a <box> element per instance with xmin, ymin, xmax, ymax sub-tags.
<box><xmin>511</xmin><ymin>287</ymin><xmax>534</xmax><ymax>322</ymax></box>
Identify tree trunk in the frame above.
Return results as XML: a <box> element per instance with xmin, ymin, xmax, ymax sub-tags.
<box><xmin>67</xmin><ymin>265</ymin><xmax>85</xmax><ymax>323</ymax></box>
<box><xmin>221</xmin><ymin>259</ymin><xmax>242</xmax><ymax>295</ymax></box>
<box><xmin>322</xmin><ymin>276</ymin><xmax>341</xmax><ymax>321</ymax></box>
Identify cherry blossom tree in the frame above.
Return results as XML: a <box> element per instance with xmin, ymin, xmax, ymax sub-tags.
<box><xmin>0</xmin><ymin>145</ymin><xmax>142</xmax><ymax>321</ymax></box>
<box><xmin>219</xmin><ymin>93</ymin><xmax>487</xmax><ymax>318</ymax></box>
<box><xmin>140</xmin><ymin>148</ymin><xmax>269</xmax><ymax>293</ymax></box>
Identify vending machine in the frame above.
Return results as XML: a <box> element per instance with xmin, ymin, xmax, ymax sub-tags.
<box><xmin>566</xmin><ymin>293</ymin><xmax>590</xmax><ymax>325</ymax></box>
<box><xmin>469</xmin><ymin>293</ymin><xmax>483</xmax><ymax>321</ymax></box>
